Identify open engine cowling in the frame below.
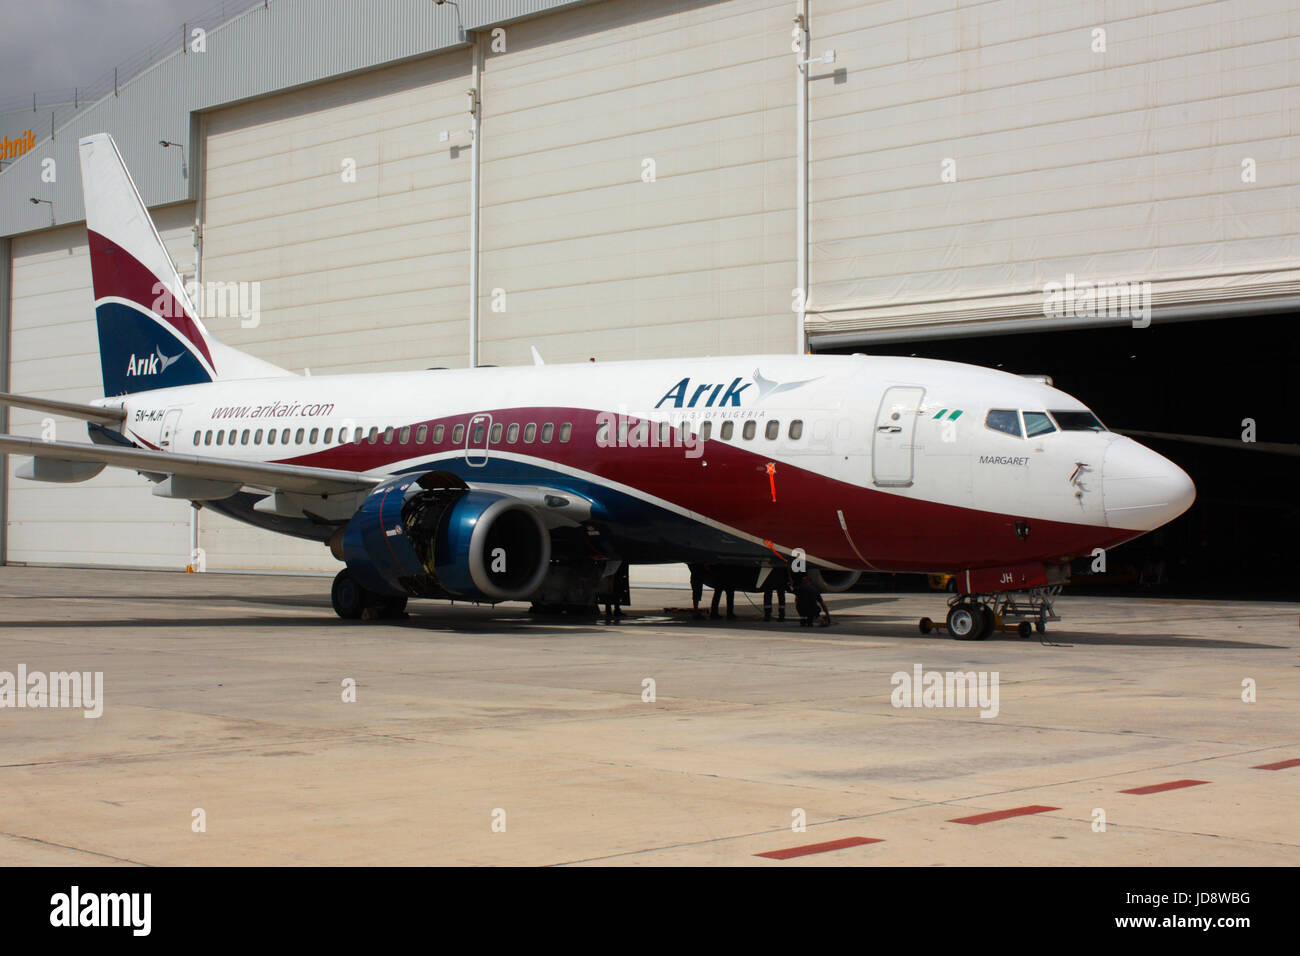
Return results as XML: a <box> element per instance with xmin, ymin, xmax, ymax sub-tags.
<box><xmin>341</xmin><ymin>471</ymin><xmax>551</xmax><ymax>602</ymax></box>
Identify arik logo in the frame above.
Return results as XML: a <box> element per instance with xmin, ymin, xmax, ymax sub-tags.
<box><xmin>126</xmin><ymin>346</ymin><xmax>182</xmax><ymax>377</ymax></box>
<box><xmin>654</xmin><ymin>368</ymin><xmax>819</xmax><ymax>409</ymax></box>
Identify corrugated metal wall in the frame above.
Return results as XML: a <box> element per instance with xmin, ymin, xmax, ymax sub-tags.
<box><xmin>805</xmin><ymin>0</ymin><xmax>1300</xmax><ymax>340</ymax></box>
<box><xmin>479</xmin><ymin>0</ymin><xmax>795</xmax><ymax>365</ymax></box>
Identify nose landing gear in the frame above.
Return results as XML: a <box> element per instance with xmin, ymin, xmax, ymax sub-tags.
<box><xmin>918</xmin><ymin>586</ymin><xmax>1061</xmax><ymax>640</ymax></box>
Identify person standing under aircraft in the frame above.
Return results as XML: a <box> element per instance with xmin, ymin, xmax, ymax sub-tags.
<box><xmin>709</xmin><ymin>567</ymin><xmax>739</xmax><ymax>620</ymax></box>
<box><xmin>689</xmin><ymin>563</ymin><xmax>708</xmax><ymax>619</ymax></box>
<box><xmin>763</xmin><ymin>566</ymin><xmax>788</xmax><ymax>621</ymax></box>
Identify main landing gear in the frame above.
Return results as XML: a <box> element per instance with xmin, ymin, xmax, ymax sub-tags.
<box><xmin>331</xmin><ymin>569</ymin><xmax>408</xmax><ymax>621</ymax></box>
<box><xmin>918</xmin><ymin>586</ymin><xmax>1062</xmax><ymax>641</ymax></box>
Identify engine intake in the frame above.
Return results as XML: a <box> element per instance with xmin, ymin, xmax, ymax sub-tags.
<box><xmin>341</xmin><ymin>471</ymin><xmax>551</xmax><ymax>603</ymax></box>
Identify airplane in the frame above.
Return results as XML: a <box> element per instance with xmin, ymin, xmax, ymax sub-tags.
<box><xmin>0</xmin><ymin>133</ymin><xmax>1197</xmax><ymax>640</ymax></box>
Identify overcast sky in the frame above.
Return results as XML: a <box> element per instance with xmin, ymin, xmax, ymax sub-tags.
<box><xmin>0</xmin><ymin>0</ymin><xmax>226</xmax><ymax>101</ymax></box>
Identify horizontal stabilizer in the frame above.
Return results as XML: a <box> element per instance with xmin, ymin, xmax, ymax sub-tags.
<box><xmin>0</xmin><ymin>391</ymin><xmax>126</xmax><ymax>424</ymax></box>
<box><xmin>0</xmin><ymin>433</ymin><xmax>379</xmax><ymax>497</ymax></box>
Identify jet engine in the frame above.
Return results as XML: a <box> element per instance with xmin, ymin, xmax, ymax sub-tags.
<box><xmin>806</xmin><ymin>568</ymin><xmax>861</xmax><ymax>593</ymax></box>
<box><xmin>340</xmin><ymin>471</ymin><xmax>551</xmax><ymax>603</ymax></box>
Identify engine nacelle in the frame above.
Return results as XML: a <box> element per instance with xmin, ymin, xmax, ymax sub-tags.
<box><xmin>806</xmin><ymin>568</ymin><xmax>861</xmax><ymax>593</ymax></box>
<box><xmin>341</xmin><ymin>472</ymin><xmax>551</xmax><ymax>602</ymax></box>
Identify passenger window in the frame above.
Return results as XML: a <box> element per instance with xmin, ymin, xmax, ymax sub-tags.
<box><xmin>432</xmin><ymin>424</ymin><xmax>444</xmax><ymax>444</ymax></box>
<box><xmin>789</xmin><ymin>420</ymin><xmax>803</xmax><ymax>440</ymax></box>
<box><xmin>254</xmin><ymin>429</ymin><xmax>263</xmax><ymax>444</ymax></box>
<box><xmin>306</xmin><ymin>428</ymin><xmax>316</xmax><ymax>444</ymax></box>
<box><xmin>295</xmin><ymin>428</ymin><xmax>305</xmax><ymax>444</ymax></box>
<box><xmin>720</xmin><ymin>421</ymin><xmax>734</xmax><ymax>440</ymax></box>
<box><xmin>216</xmin><ymin>431</ymin><xmax>224</xmax><ymax>446</ymax></box>
<box><xmin>367</xmin><ymin>427</ymin><xmax>379</xmax><ymax>444</ymax></box>
<box><xmin>541</xmin><ymin>423</ymin><xmax>554</xmax><ymax>443</ymax></box>
<box><xmin>229</xmin><ymin>430</ymin><xmax>238</xmax><ymax>445</ymax></box>
<box><xmin>523</xmin><ymin>423</ymin><xmax>536</xmax><ymax>443</ymax></box>
<box><xmin>506</xmin><ymin>423</ymin><xmax>520</xmax><ymax>443</ymax></box>
<box><xmin>281</xmin><ymin>428</ymin><xmax>291</xmax><ymax>445</ymax></box>
<box><xmin>471</xmin><ymin>423</ymin><xmax>485</xmax><ymax>443</ymax></box>
<box><xmin>742</xmin><ymin>421</ymin><xmax>756</xmax><ymax>440</ymax></box>
<box><xmin>415</xmin><ymin>425</ymin><xmax>426</xmax><ymax>444</ymax></box>
<box><xmin>267</xmin><ymin>429</ymin><xmax>276</xmax><ymax>446</ymax></box>
<box><xmin>765</xmin><ymin>420</ymin><xmax>779</xmax><ymax>440</ymax></box>
<box><xmin>323</xmin><ymin>428</ymin><xmax>333</xmax><ymax>444</ymax></box>
<box><xmin>238</xmin><ymin>429</ymin><xmax>247</xmax><ymax>445</ymax></box>
<box><xmin>490</xmin><ymin>423</ymin><xmax>503</xmax><ymax>443</ymax></box>
<box><xmin>205</xmin><ymin>430</ymin><xmax>213</xmax><ymax>446</ymax></box>
<box><xmin>337</xmin><ymin>427</ymin><xmax>349</xmax><ymax>444</ymax></box>
<box><xmin>658</xmin><ymin>421</ymin><xmax>671</xmax><ymax>444</ymax></box>
<box><xmin>634</xmin><ymin>421</ymin><xmax>647</xmax><ymax>444</ymax></box>
<box><xmin>699</xmin><ymin>421</ymin><xmax>712</xmax><ymax>441</ymax></box>
<box><xmin>383</xmin><ymin>426</ymin><xmax>394</xmax><ymax>445</ymax></box>
<box><xmin>399</xmin><ymin>426</ymin><xmax>410</xmax><ymax>444</ymax></box>
<box><xmin>985</xmin><ymin>409</ymin><xmax>1022</xmax><ymax>437</ymax></box>
<box><xmin>452</xmin><ymin>424</ymin><xmax>465</xmax><ymax>444</ymax></box>
<box><xmin>1023</xmin><ymin>411</ymin><xmax>1056</xmax><ymax>438</ymax></box>
<box><xmin>192</xmin><ymin>431</ymin><xmax>200</xmax><ymax>445</ymax></box>
<box><xmin>559</xmin><ymin>423</ymin><xmax>572</xmax><ymax>442</ymax></box>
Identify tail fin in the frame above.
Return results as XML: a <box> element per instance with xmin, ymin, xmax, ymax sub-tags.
<box><xmin>78</xmin><ymin>133</ymin><xmax>289</xmax><ymax>397</ymax></box>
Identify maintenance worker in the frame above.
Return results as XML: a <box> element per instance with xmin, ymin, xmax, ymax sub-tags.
<box><xmin>762</xmin><ymin>565</ymin><xmax>788</xmax><ymax>621</ymax></box>
<box><xmin>792</xmin><ymin>572</ymin><xmax>831</xmax><ymax>627</ymax></box>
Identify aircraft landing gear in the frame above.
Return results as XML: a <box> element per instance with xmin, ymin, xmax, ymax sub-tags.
<box><xmin>331</xmin><ymin>569</ymin><xmax>408</xmax><ymax>621</ymax></box>
<box><xmin>917</xmin><ymin>586</ymin><xmax>1061</xmax><ymax>640</ymax></box>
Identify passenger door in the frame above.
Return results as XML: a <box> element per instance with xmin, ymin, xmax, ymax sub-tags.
<box><xmin>872</xmin><ymin>386</ymin><xmax>925</xmax><ymax>487</ymax></box>
<box><xmin>159</xmin><ymin>408</ymin><xmax>183</xmax><ymax>451</ymax></box>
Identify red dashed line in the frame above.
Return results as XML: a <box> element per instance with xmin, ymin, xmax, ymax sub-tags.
<box><xmin>755</xmin><ymin>836</ymin><xmax>882</xmax><ymax>859</ymax></box>
<box><xmin>1251</xmin><ymin>758</ymin><xmax>1300</xmax><ymax>771</ymax></box>
<box><xmin>948</xmin><ymin>805</ymin><xmax>1059</xmax><ymax>825</ymax></box>
<box><xmin>1119</xmin><ymin>779</ymin><xmax>1209</xmax><ymax>795</ymax></box>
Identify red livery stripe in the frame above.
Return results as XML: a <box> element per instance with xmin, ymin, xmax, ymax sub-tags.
<box><xmin>1119</xmin><ymin>779</ymin><xmax>1209</xmax><ymax>795</ymax></box>
<box><xmin>755</xmin><ymin>836</ymin><xmax>882</xmax><ymax>859</ymax></box>
<box><xmin>948</xmin><ymin>805</ymin><xmax>1059</xmax><ymax>825</ymax></box>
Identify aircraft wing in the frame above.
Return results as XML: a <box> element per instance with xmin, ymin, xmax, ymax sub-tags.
<box><xmin>0</xmin><ymin>433</ymin><xmax>379</xmax><ymax>496</ymax></box>
<box><xmin>0</xmin><ymin>391</ymin><xmax>126</xmax><ymax>424</ymax></box>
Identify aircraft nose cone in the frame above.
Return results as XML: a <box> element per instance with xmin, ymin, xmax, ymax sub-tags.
<box><xmin>1101</xmin><ymin>437</ymin><xmax>1196</xmax><ymax>530</ymax></box>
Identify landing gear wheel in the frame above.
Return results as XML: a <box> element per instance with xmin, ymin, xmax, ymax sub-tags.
<box><xmin>919</xmin><ymin>616</ymin><xmax>934</xmax><ymax>634</ymax></box>
<box><xmin>947</xmin><ymin>603</ymin><xmax>982</xmax><ymax>640</ymax></box>
<box><xmin>980</xmin><ymin>606</ymin><xmax>997</xmax><ymax>639</ymax></box>
<box><xmin>331</xmin><ymin>569</ymin><xmax>366</xmax><ymax>619</ymax></box>
<box><xmin>1018</xmin><ymin>621</ymin><xmax>1033</xmax><ymax>638</ymax></box>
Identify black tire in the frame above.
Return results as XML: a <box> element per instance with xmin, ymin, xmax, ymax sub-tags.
<box><xmin>919</xmin><ymin>616</ymin><xmax>933</xmax><ymax>634</ymax></box>
<box><xmin>331</xmin><ymin>569</ymin><xmax>366</xmax><ymax>619</ymax></box>
<box><xmin>979</xmin><ymin>606</ymin><xmax>996</xmax><ymax>639</ymax></box>
<box><xmin>946</xmin><ymin>603</ymin><xmax>980</xmax><ymax>640</ymax></box>
<box><xmin>1018</xmin><ymin>621</ymin><xmax>1033</xmax><ymax>638</ymax></box>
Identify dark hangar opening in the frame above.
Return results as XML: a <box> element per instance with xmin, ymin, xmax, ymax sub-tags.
<box><xmin>820</xmin><ymin>314</ymin><xmax>1300</xmax><ymax>600</ymax></box>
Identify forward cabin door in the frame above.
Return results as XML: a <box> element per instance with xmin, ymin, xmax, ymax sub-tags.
<box><xmin>872</xmin><ymin>386</ymin><xmax>925</xmax><ymax>487</ymax></box>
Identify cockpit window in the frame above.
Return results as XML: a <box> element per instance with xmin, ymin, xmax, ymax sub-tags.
<box><xmin>1023</xmin><ymin>411</ymin><xmax>1056</xmax><ymax>437</ymax></box>
<box><xmin>985</xmin><ymin>409</ymin><xmax>1022</xmax><ymax>437</ymax></box>
<box><xmin>1049</xmin><ymin>410</ymin><xmax>1106</xmax><ymax>432</ymax></box>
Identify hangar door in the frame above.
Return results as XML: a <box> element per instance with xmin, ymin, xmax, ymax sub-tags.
<box><xmin>197</xmin><ymin>53</ymin><xmax>473</xmax><ymax>571</ymax></box>
<box><xmin>6</xmin><ymin>211</ymin><xmax>197</xmax><ymax>568</ymax></box>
